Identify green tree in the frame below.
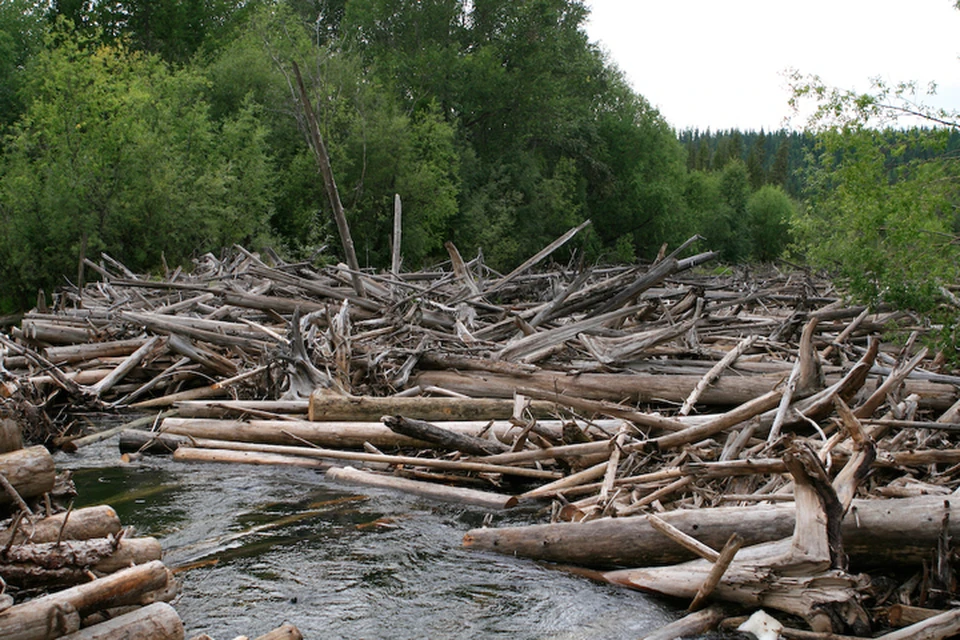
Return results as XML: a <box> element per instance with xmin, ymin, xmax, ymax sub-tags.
<box><xmin>792</xmin><ymin>126</ymin><xmax>958</xmax><ymax>310</ymax></box>
<box><xmin>0</xmin><ymin>24</ymin><xmax>275</xmax><ymax>308</ymax></box>
<box><xmin>746</xmin><ymin>129</ymin><xmax>766</xmax><ymax>189</ymax></box>
<box><xmin>768</xmin><ymin>137</ymin><xmax>791</xmax><ymax>188</ymax></box>
<box><xmin>0</xmin><ymin>1</ymin><xmax>45</xmax><ymax>130</ymax></box>
<box><xmin>746</xmin><ymin>185</ymin><xmax>794</xmax><ymax>261</ymax></box>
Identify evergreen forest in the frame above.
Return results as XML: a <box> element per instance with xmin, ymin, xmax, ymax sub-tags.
<box><xmin>0</xmin><ymin>0</ymin><xmax>958</xmax><ymax>337</ymax></box>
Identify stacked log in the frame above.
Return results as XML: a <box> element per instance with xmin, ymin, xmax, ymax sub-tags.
<box><xmin>3</xmin><ymin>239</ymin><xmax>960</xmax><ymax>637</ymax></box>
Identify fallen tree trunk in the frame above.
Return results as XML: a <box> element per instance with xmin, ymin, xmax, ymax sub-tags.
<box><xmin>463</xmin><ymin>495</ymin><xmax>960</xmax><ymax>570</ymax></box>
<box><xmin>0</xmin><ymin>445</ymin><xmax>56</xmax><ymax>505</ymax></box>
<box><xmin>326</xmin><ymin>466</ymin><xmax>517</xmax><ymax>510</ymax></box>
<box><xmin>60</xmin><ymin>601</ymin><xmax>183</xmax><ymax>640</ymax></box>
<box><xmin>382</xmin><ymin>415</ymin><xmax>509</xmax><ymax>455</ymax></box>
<box><xmin>157</xmin><ymin>417</ymin><xmax>611</xmax><ymax>449</ymax></box>
<box><xmin>308</xmin><ymin>392</ymin><xmax>553</xmax><ymax>422</ymax></box>
<box><xmin>1</xmin><ymin>505</ymin><xmax>122</xmax><ymax>545</ymax></box>
<box><xmin>415</xmin><ymin>370</ymin><xmax>958</xmax><ymax>410</ymax></box>
<box><xmin>138</xmin><ymin>434</ymin><xmax>560</xmax><ymax>479</ymax></box>
<box><xmin>0</xmin><ymin>537</ymin><xmax>161</xmax><ymax>587</ymax></box>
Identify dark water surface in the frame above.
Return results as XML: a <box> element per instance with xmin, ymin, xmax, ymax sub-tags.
<box><xmin>56</xmin><ymin>440</ymin><xmax>682</xmax><ymax>639</ymax></box>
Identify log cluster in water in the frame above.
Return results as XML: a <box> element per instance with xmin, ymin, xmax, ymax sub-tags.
<box><xmin>3</xmin><ymin>240</ymin><xmax>960</xmax><ymax>638</ymax></box>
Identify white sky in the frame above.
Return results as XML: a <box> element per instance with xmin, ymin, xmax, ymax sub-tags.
<box><xmin>584</xmin><ymin>0</ymin><xmax>960</xmax><ymax>132</ymax></box>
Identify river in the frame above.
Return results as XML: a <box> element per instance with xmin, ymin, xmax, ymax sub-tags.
<box><xmin>56</xmin><ymin>439</ymin><xmax>683</xmax><ymax>639</ymax></box>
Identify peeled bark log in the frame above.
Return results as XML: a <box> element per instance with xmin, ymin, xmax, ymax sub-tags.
<box><xmin>254</xmin><ymin>623</ymin><xmax>303</xmax><ymax>640</ymax></box>
<box><xmin>172</xmin><ymin>447</ymin><xmax>331</xmax><ymax>470</ymax></box>
<box><xmin>0</xmin><ymin>560</ymin><xmax>171</xmax><ymax>640</ymax></box>
<box><xmin>60</xmin><ymin>601</ymin><xmax>183</xmax><ymax>640</ymax></box>
<box><xmin>463</xmin><ymin>496</ymin><xmax>960</xmax><ymax>570</ymax></box>
<box><xmin>0</xmin><ymin>445</ymin><xmax>56</xmax><ymax>505</ymax></box>
<box><xmin>327</xmin><ymin>466</ymin><xmax>517</xmax><ymax>510</ymax></box>
<box><xmin>157</xmin><ymin>417</ymin><xmax>610</xmax><ymax>449</ymax></box>
<box><xmin>415</xmin><ymin>369</ymin><xmax>957</xmax><ymax>410</ymax></box>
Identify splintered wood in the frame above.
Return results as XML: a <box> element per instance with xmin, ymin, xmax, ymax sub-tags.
<box><xmin>3</xmin><ymin>242</ymin><xmax>960</xmax><ymax>638</ymax></box>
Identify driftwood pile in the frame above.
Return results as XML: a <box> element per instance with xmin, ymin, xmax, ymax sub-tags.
<box><xmin>3</xmin><ymin>237</ymin><xmax>960</xmax><ymax>638</ymax></box>
<box><xmin>0</xmin><ymin>414</ymin><xmax>181</xmax><ymax>639</ymax></box>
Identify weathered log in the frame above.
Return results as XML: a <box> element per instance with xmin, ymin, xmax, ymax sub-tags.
<box><xmin>463</xmin><ymin>496</ymin><xmax>960</xmax><ymax>570</ymax></box>
<box><xmin>157</xmin><ymin>417</ymin><xmax>609</xmax><ymax>449</ymax></box>
<box><xmin>381</xmin><ymin>415</ymin><xmax>509</xmax><ymax>455</ymax></box>
<box><xmin>874</xmin><ymin>607</ymin><xmax>960</xmax><ymax>640</ymax></box>
<box><xmin>605</xmin><ymin>444</ymin><xmax>872</xmax><ymax>633</ymax></box>
<box><xmin>415</xmin><ymin>368</ymin><xmax>957</xmax><ymax>409</ymax></box>
<box><xmin>253</xmin><ymin>623</ymin><xmax>303</xmax><ymax>640</ymax></box>
<box><xmin>148</xmin><ymin>435</ymin><xmax>559</xmax><ymax>479</ymax></box>
<box><xmin>174</xmin><ymin>400</ymin><xmax>309</xmax><ymax>419</ymax></box>
<box><xmin>60</xmin><ymin>601</ymin><xmax>183</xmax><ymax>640</ymax></box>
<box><xmin>0</xmin><ymin>560</ymin><xmax>171</xmax><ymax>640</ymax></box>
<box><xmin>1</xmin><ymin>505</ymin><xmax>122</xmax><ymax>545</ymax></box>
<box><xmin>0</xmin><ymin>418</ymin><xmax>23</xmax><ymax>453</ymax></box>
<box><xmin>641</xmin><ymin>605</ymin><xmax>727</xmax><ymax>640</ymax></box>
<box><xmin>85</xmin><ymin>336</ymin><xmax>163</xmax><ymax>398</ymax></box>
<box><xmin>172</xmin><ymin>448</ymin><xmax>331</xmax><ymax>470</ymax></box>
<box><xmin>326</xmin><ymin>466</ymin><xmax>517</xmax><ymax>510</ymax></box>
<box><xmin>0</xmin><ymin>537</ymin><xmax>162</xmax><ymax>586</ymax></box>
<box><xmin>308</xmin><ymin>392</ymin><xmax>553</xmax><ymax>422</ymax></box>
<box><xmin>0</xmin><ymin>445</ymin><xmax>56</xmax><ymax>505</ymax></box>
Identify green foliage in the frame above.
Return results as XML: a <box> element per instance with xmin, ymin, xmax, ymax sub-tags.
<box><xmin>792</xmin><ymin>126</ymin><xmax>959</xmax><ymax>312</ymax></box>
<box><xmin>0</xmin><ymin>23</ymin><xmax>275</xmax><ymax>307</ymax></box>
<box><xmin>0</xmin><ymin>1</ymin><xmax>45</xmax><ymax>130</ymax></box>
<box><xmin>745</xmin><ymin>185</ymin><xmax>794</xmax><ymax>261</ymax></box>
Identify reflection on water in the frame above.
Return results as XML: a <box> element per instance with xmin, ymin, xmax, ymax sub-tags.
<box><xmin>58</xmin><ymin>440</ymin><xmax>681</xmax><ymax>639</ymax></box>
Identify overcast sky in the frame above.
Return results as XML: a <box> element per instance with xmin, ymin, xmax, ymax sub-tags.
<box><xmin>584</xmin><ymin>0</ymin><xmax>960</xmax><ymax>132</ymax></box>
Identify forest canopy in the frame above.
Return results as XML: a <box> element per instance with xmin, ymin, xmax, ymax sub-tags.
<box><xmin>0</xmin><ymin>0</ymin><xmax>957</xmax><ymax>332</ymax></box>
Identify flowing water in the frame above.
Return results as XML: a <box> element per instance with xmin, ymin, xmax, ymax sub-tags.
<box><xmin>56</xmin><ymin>440</ymin><xmax>683</xmax><ymax>639</ymax></box>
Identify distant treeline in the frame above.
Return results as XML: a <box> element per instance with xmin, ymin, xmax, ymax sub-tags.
<box><xmin>0</xmin><ymin>1</ymin><xmax>957</xmax><ymax>317</ymax></box>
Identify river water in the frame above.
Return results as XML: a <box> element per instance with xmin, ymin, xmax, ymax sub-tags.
<box><xmin>56</xmin><ymin>439</ymin><xmax>682</xmax><ymax>639</ymax></box>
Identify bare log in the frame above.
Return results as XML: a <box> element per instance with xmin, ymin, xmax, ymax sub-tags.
<box><xmin>326</xmin><ymin>466</ymin><xmax>517</xmax><ymax>509</ymax></box>
<box><xmin>463</xmin><ymin>496</ymin><xmax>960</xmax><ymax>570</ymax></box>
<box><xmin>291</xmin><ymin>61</ymin><xmax>364</xmax><ymax>298</ymax></box>
<box><xmin>381</xmin><ymin>415</ymin><xmax>509</xmax><ymax>455</ymax></box>
<box><xmin>157</xmin><ymin>417</ymin><xmax>607</xmax><ymax>449</ymax></box>
<box><xmin>59</xmin><ymin>601</ymin><xmax>183</xmax><ymax>640</ymax></box>
<box><xmin>254</xmin><ymin>623</ymin><xmax>303</xmax><ymax>640</ymax></box>
<box><xmin>309</xmin><ymin>393</ymin><xmax>553</xmax><ymax>422</ymax></box>
<box><xmin>1</xmin><ymin>506</ymin><xmax>121</xmax><ymax>545</ymax></box>
<box><xmin>0</xmin><ymin>445</ymin><xmax>56</xmax><ymax>504</ymax></box>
